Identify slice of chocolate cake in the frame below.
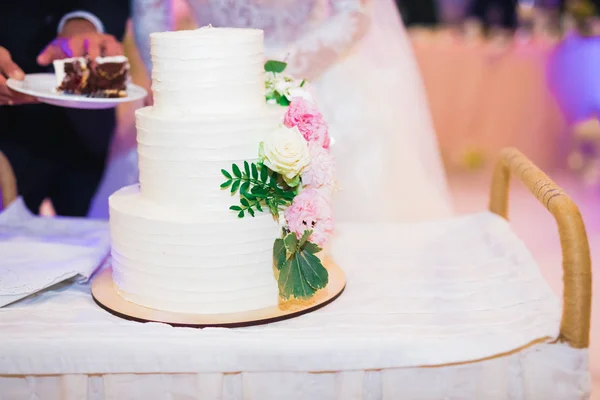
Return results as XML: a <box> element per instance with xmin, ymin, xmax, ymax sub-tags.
<box><xmin>53</xmin><ymin>56</ymin><xmax>129</xmax><ymax>98</ymax></box>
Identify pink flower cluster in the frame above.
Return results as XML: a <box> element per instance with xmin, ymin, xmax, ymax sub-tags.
<box><xmin>284</xmin><ymin>98</ymin><xmax>330</xmax><ymax>149</ymax></box>
<box><xmin>302</xmin><ymin>143</ymin><xmax>336</xmax><ymax>193</ymax></box>
<box><xmin>285</xmin><ymin>188</ymin><xmax>334</xmax><ymax>247</ymax></box>
<box><xmin>282</xmin><ymin>98</ymin><xmax>336</xmax><ymax>247</ymax></box>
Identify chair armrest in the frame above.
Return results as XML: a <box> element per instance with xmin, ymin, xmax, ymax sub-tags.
<box><xmin>0</xmin><ymin>151</ymin><xmax>17</xmax><ymax>209</ymax></box>
<box><xmin>489</xmin><ymin>148</ymin><xmax>592</xmax><ymax>348</ymax></box>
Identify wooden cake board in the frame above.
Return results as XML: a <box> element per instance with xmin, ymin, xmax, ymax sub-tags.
<box><xmin>91</xmin><ymin>261</ymin><xmax>346</xmax><ymax>328</ymax></box>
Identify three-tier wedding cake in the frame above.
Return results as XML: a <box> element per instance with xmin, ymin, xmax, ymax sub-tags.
<box><xmin>109</xmin><ymin>27</ymin><xmax>336</xmax><ymax>315</ymax></box>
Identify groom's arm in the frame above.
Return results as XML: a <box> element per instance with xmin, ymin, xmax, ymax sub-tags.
<box><xmin>58</xmin><ymin>0</ymin><xmax>130</xmax><ymax>40</ymax></box>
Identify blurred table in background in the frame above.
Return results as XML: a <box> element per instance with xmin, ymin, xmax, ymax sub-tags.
<box><xmin>410</xmin><ymin>29</ymin><xmax>567</xmax><ymax>171</ymax></box>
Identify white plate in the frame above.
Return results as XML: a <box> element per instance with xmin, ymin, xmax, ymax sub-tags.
<box><xmin>7</xmin><ymin>73</ymin><xmax>147</xmax><ymax>110</ymax></box>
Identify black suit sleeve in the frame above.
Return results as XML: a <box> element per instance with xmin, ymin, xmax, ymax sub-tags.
<box><xmin>67</xmin><ymin>0</ymin><xmax>130</xmax><ymax>39</ymax></box>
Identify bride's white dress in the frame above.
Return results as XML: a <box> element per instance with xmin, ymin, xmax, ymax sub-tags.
<box><xmin>90</xmin><ymin>0</ymin><xmax>453</xmax><ymax>222</ymax></box>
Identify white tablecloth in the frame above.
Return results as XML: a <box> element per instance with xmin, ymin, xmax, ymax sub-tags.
<box><xmin>0</xmin><ymin>213</ymin><xmax>590</xmax><ymax>399</ymax></box>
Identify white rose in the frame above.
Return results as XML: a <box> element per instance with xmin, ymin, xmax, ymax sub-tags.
<box><xmin>259</xmin><ymin>125</ymin><xmax>311</xmax><ymax>187</ymax></box>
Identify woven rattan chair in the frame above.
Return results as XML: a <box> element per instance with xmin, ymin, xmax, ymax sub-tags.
<box><xmin>490</xmin><ymin>148</ymin><xmax>592</xmax><ymax>350</ymax></box>
<box><xmin>0</xmin><ymin>150</ymin><xmax>17</xmax><ymax>210</ymax></box>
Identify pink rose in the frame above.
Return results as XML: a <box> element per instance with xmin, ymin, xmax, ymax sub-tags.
<box><xmin>284</xmin><ymin>188</ymin><xmax>334</xmax><ymax>247</ymax></box>
<box><xmin>283</xmin><ymin>98</ymin><xmax>330</xmax><ymax>149</ymax></box>
<box><xmin>302</xmin><ymin>143</ymin><xmax>336</xmax><ymax>192</ymax></box>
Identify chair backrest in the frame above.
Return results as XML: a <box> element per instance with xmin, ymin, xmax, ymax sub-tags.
<box><xmin>0</xmin><ymin>151</ymin><xmax>17</xmax><ymax>210</ymax></box>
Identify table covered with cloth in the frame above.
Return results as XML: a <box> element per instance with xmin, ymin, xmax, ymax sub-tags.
<box><xmin>0</xmin><ymin>212</ymin><xmax>589</xmax><ymax>399</ymax></box>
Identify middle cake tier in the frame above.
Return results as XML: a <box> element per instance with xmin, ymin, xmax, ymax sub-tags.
<box><xmin>136</xmin><ymin>105</ymin><xmax>285</xmax><ymax>209</ymax></box>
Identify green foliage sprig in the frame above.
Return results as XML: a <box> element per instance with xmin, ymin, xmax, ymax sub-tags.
<box><xmin>221</xmin><ymin>161</ymin><xmax>296</xmax><ymax>218</ymax></box>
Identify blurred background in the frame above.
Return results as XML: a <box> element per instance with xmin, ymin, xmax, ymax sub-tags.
<box><xmin>85</xmin><ymin>0</ymin><xmax>600</xmax><ymax>384</ymax></box>
<box><xmin>111</xmin><ymin>0</ymin><xmax>600</xmax><ymax>182</ymax></box>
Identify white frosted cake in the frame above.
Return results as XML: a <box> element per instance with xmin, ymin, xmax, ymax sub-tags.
<box><xmin>109</xmin><ymin>27</ymin><xmax>336</xmax><ymax>316</ymax></box>
<box><xmin>109</xmin><ymin>28</ymin><xmax>283</xmax><ymax>314</ymax></box>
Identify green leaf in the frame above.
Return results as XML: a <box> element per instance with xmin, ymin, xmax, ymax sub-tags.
<box><xmin>277</xmin><ymin>96</ymin><xmax>291</xmax><ymax>107</ymax></box>
<box><xmin>232</xmin><ymin>164</ymin><xmax>242</xmax><ymax>178</ymax></box>
<box><xmin>247</xmin><ymin>207</ymin><xmax>255</xmax><ymax>217</ymax></box>
<box><xmin>280</xmin><ymin>190</ymin><xmax>296</xmax><ymax>201</ymax></box>
<box><xmin>260</xmin><ymin>164</ymin><xmax>269</xmax><ymax>182</ymax></box>
<box><xmin>250</xmin><ymin>186</ymin><xmax>267</xmax><ymax>196</ymax></box>
<box><xmin>278</xmin><ymin>247</ymin><xmax>329</xmax><ymax>300</ymax></box>
<box><xmin>269</xmin><ymin>173</ymin><xmax>278</xmax><ymax>186</ymax></box>
<box><xmin>221</xmin><ymin>169</ymin><xmax>232</xmax><ymax>179</ymax></box>
<box><xmin>220</xmin><ymin>180</ymin><xmax>232</xmax><ymax>189</ymax></box>
<box><xmin>283</xmin><ymin>232</ymin><xmax>298</xmax><ymax>259</ymax></box>
<box><xmin>273</xmin><ymin>238</ymin><xmax>286</xmax><ymax>270</ymax></box>
<box><xmin>230</xmin><ymin>205</ymin><xmax>243</xmax><ymax>211</ymax></box>
<box><xmin>264</xmin><ymin>60</ymin><xmax>287</xmax><ymax>73</ymax></box>
<box><xmin>238</xmin><ymin>210</ymin><xmax>245</xmax><ymax>218</ymax></box>
<box><xmin>300</xmin><ymin>79</ymin><xmax>306</xmax><ymax>87</ymax></box>
<box><xmin>244</xmin><ymin>161</ymin><xmax>250</xmax><ymax>177</ymax></box>
<box><xmin>255</xmin><ymin>201</ymin><xmax>263</xmax><ymax>212</ymax></box>
<box><xmin>231</xmin><ymin>180</ymin><xmax>241</xmax><ymax>194</ymax></box>
<box><xmin>299</xmin><ymin>230</ymin><xmax>312</xmax><ymax>247</ymax></box>
<box><xmin>240</xmin><ymin>182</ymin><xmax>250</xmax><ymax>196</ymax></box>
<box><xmin>240</xmin><ymin>198</ymin><xmax>250</xmax><ymax>207</ymax></box>
<box><xmin>251</xmin><ymin>163</ymin><xmax>259</xmax><ymax>179</ymax></box>
<box><xmin>302</xmin><ymin>242</ymin><xmax>322</xmax><ymax>255</ymax></box>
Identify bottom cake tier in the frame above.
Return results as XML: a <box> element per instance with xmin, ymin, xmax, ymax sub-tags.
<box><xmin>109</xmin><ymin>185</ymin><xmax>281</xmax><ymax>314</ymax></box>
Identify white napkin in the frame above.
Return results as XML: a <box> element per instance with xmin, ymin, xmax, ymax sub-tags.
<box><xmin>0</xmin><ymin>197</ymin><xmax>110</xmax><ymax>307</ymax></box>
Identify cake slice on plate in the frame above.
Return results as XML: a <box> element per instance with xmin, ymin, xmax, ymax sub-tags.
<box><xmin>53</xmin><ymin>56</ymin><xmax>129</xmax><ymax>98</ymax></box>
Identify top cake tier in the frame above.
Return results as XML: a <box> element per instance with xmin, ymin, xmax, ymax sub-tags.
<box><xmin>150</xmin><ymin>27</ymin><xmax>266</xmax><ymax>115</ymax></box>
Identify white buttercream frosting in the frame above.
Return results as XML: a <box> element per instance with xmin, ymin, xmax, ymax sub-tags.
<box><xmin>149</xmin><ymin>27</ymin><xmax>266</xmax><ymax>115</ymax></box>
<box><xmin>109</xmin><ymin>27</ymin><xmax>285</xmax><ymax>314</ymax></box>
<box><xmin>110</xmin><ymin>186</ymin><xmax>281</xmax><ymax>314</ymax></box>
<box><xmin>136</xmin><ymin>105</ymin><xmax>285</xmax><ymax>209</ymax></box>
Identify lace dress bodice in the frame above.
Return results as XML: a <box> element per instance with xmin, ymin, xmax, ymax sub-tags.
<box><xmin>188</xmin><ymin>0</ymin><xmax>316</xmax><ymax>50</ymax></box>
<box><xmin>133</xmin><ymin>0</ymin><xmax>368</xmax><ymax>79</ymax></box>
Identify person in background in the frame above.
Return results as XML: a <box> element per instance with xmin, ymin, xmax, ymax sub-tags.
<box><xmin>0</xmin><ymin>1</ymin><xmax>130</xmax><ymax>217</ymax></box>
<box><xmin>469</xmin><ymin>0</ymin><xmax>519</xmax><ymax>30</ymax></box>
<box><xmin>396</xmin><ymin>0</ymin><xmax>439</xmax><ymax>27</ymax></box>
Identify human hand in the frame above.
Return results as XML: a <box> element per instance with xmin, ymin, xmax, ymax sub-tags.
<box><xmin>0</xmin><ymin>46</ymin><xmax>37</xmax><ymax>106</ymax></box>
<box><xmin>37</xmin><ymin>32</ymin><xmax>124</xmax><ymax>66</ymax></box>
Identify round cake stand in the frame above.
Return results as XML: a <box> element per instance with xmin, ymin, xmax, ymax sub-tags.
<box><xmin>91</xmin><ymin>261</ymin><xmax>346</xmax><ymax>328</ymax></box>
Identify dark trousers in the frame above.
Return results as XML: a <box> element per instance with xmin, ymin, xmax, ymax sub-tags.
<box><xmin>396</xmin><ymin>0</ymin><xmax>438</xmax><ymax>26</ymax></box>
<box><xmin>0</xmin><ymin>103</ymin><xmax>113</xmax><ymax>217</ymax></box>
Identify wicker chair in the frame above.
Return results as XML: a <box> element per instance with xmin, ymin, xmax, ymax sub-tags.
<box><xmin>490</xmin><ymin>148</ymin><xmax>592</xmax><ymax>350</ymax></box>
<box><xmin>0</xmin><ymin>150</ymin><xmax>17</xmax><ymax>210</ymax></box>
